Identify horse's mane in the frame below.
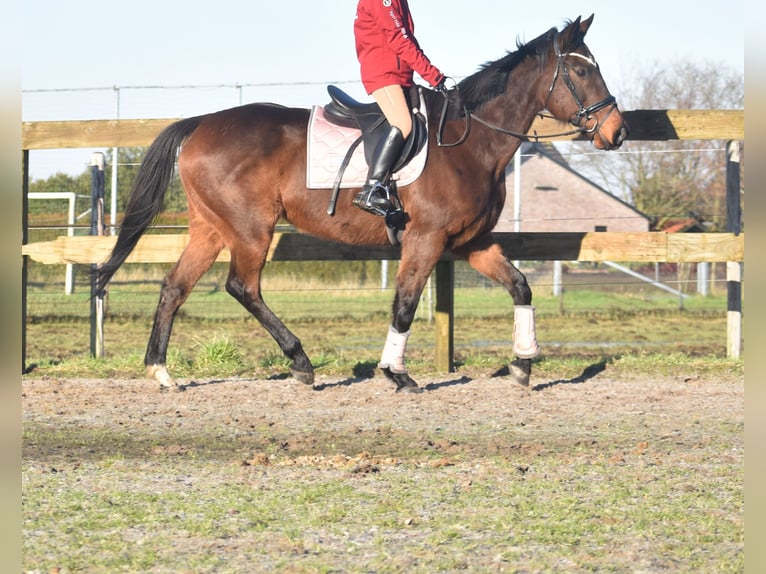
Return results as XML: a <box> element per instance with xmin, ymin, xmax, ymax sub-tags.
<box><xmin>457</xmin><ymin>20</ymin><xmax>583</xmax><ymax>113</ymax></box>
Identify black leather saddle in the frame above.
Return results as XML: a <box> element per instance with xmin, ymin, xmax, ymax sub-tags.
<box><xmin>323</xmin><ymin>85</ymin><xmax>428</xmax><ymax>174</ymax></box>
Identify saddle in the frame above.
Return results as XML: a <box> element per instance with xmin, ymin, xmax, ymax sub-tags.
<box><xmin>324</xmin><ymin>85</ymin><xmax>428</xmax><ymax>173</ymax></box>
<box><xmin>323</xmin><ymin>85</ymin><xmax>429</xmax><ymax>219</ymax></box>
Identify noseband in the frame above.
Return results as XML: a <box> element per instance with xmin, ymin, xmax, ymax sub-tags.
<box><xmin>437</xmin><ymin>30</ymin><xmax>617</xmax><ymax>147</ymax></box>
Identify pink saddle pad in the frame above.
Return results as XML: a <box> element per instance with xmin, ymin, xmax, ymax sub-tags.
<box><xmin>306</xmin><ymin>99</ymin><xmax>428</xmax><ymax>190</ymax></box>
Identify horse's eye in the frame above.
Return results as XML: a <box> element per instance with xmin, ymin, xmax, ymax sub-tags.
<box><xmin>576</xmin><ymin>68</ymin><xmax>588</xmax><ymax>78</ymax></box>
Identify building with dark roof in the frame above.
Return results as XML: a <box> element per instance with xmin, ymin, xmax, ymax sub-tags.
<box><xmin>495</xmin><ymin>142</ymin><xmax>649</xmax><ymax>233</ymax></box>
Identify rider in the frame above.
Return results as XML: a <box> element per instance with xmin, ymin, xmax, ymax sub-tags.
<box><xmin>352</xmin><ymin>0</ymin><xmax>447</xmax><ymax>216</ymax></box>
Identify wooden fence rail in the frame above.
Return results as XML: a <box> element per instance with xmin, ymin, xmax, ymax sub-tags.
<box><xmin>22</xmin><ymin>231</ymin><xmax>744</xmax><ymax>266</ymax></box>
<box><xmin>21</xmin><ymin>110</ymin><xmax>744</xmax><ymax>149</ymax></box>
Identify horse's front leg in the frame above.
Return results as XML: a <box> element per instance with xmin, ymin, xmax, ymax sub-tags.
<box><xmin>379</xmin><ymin>298</ymin><xmax>420</xmax><ymax>393</ymax></box>
<box><xmin>455</xmin><ymin>236</ymin><xmax>539</xmax><ymax>387</ymax></box>
<box><xmin>508</xmin><ymin>299</ymin><xmax>540</xmax><ymax>387</ymax></box>
<box><xmin>379</xmin><ymin>239</ymin><xmax>445</xmax><ymax>393</ymax></box>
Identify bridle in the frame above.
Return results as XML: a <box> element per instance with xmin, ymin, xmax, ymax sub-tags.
<box><xmin>545</xmin><ymin>30</ymin><xmax>616</xmax><ymax>129</ymax></box>
<box><xmin>437</xmin><ymin>30</ymin><xmax>617</xmax><ymax>147</ymax></box>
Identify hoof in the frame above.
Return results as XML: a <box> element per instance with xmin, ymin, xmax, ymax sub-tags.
<box><xmin>381</xmin><ymin>367</ymin><xmax>421</xmax><ymax>393</ymax></box>
<box><xmin>291</xmin><ymin>368</ymin><xmax>315</xmax><ymax>386</ymax></box>
<box><xmin>396</xmin><ymin>384</ymin><xmax>423</xmax><ymax>394</ymax></box>
<box><xmin>146</xmin><ymin>364</ymin><xmax>183</xmax><ymax>392</ymax></box>
<box><xmin>509</xmin><ymin>359</ymin><xmax>531</xmax><ymax>387</ymax></box>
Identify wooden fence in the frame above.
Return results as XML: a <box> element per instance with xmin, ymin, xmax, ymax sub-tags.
<box><xmin>22</xmin><ymin>231</ymin><xmax>744</xmax><ymax>267</ymax></box>
<box><xmin>21</xmin><ymin>110</ymin><xmax>744</xmax><ymax>149</ymax></box>
<box><xmin>21</xmin><ymin>109</ymin><xmax>744</xmax><ymax>371</ymax></box>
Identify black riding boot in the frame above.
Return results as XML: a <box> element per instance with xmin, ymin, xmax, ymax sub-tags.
<box><xmin>352</xmin><ymin>126</ymin><xmax>405</xmax><ymax>217</ymax></box>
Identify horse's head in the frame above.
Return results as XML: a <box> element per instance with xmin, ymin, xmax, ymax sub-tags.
<box><xmin>541</xmin><ymin>15</ymin><xmax>629</xmax><ymax>150</ymax></box>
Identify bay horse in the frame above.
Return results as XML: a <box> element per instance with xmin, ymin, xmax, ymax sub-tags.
<box><xmin>96</xmin><ymin>15</ymin><xmax>628</xmax><ymax>393</ymax></box>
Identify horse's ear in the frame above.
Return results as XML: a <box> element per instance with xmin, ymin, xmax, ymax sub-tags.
<box><xmin>561</xmin><ymin>15</ymin><xmax>591</xmax><ymax>50</ymax></box>
<box><xmin>580</xmin><ymin>14</ymin><xmax>594</xmax><ymax>34</ymax></box>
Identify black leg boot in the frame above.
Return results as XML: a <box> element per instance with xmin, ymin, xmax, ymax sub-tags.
<box><xmin>353</xmin><ymin>126</ymin><xmax>405</xmax><ymax>217</ymax></box>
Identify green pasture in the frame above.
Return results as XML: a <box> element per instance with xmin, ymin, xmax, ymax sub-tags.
<box><xmin>25</xmin><ymin>276</ymin><xmax>740</xmax><ymax>381</ymax></box>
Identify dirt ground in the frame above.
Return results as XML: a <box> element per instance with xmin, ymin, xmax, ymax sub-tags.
<box><xmin>22</xmin><ymin>366</ymin><xmax>744</xmax><ymax>460</ymax></box>
<box><xmin>22</xmin><ymin>367</ymin><xmax>745</xmax><ymax>571</ymax></box>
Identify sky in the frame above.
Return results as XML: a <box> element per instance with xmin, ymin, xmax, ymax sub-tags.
<box><xmin>22</xmin><ymin>0</ymin><xmax>744</xmax><ymax>179</ymax></box>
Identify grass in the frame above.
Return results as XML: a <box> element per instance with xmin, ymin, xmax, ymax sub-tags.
<box><xmin>191</xmin><ymin>333</ymin><xmax>245</xmax><ymax>371</ymax></box>
<box><xmin>26</xmin><ymin>280</ymin><xmax>724</xmax><ymax>321</ymax></box>
<box><xmin>24</xmin><ymin>282</ymin><xmax>741</xmax><ymax>381</ymax></box>
<box><xmin>23</xmin><ymin>424</ymin><xmax>743</xmax><ymax>572</ymax></box>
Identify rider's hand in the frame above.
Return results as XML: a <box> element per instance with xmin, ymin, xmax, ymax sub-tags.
<box><xmin>434</xmin><ymin>77</ymin><xmax>449</xmax><ymax>94</ymax></box>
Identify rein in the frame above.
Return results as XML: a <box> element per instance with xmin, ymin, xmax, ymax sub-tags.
<box><xmin>437</xmin><ymin>30</ymin><xmax>615</xmax><ymax>147</ymax></box>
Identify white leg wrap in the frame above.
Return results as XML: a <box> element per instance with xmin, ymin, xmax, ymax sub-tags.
<box><xmin>378</xmin><ymin>325</ymin><xmax>410</xmax><ymax>374</ymax></box>
<box><xmin>513</xmin><ymin>305</ymin><xmax>540</xmax><ymax>359</ymax></box>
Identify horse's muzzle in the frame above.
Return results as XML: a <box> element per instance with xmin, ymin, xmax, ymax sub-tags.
<box><xmin>599</xmin><ymin>121</ymin><xmax>629</xmax><ymax>150</ymax></box>
<box><xmin>611</xmin><ymin>121</ymin><xmax>629</xmax><ymax>149</ymax></box>
<box><xmin>594</xmin><ymin>107</ymin><xmax>629</xmax><ymax>151</ymax></box>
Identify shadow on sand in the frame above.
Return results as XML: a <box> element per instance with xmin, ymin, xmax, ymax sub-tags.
<box><xmin>182</xmin><ymin>357</ymin><xmax>613</xmax><ymax>393</ymax></box>
<box><xmin>531</xmin><ymin>359</ymin><xmax>610</xmax><ymax>391</ymax></box>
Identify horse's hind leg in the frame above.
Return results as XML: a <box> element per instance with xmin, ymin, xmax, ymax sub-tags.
<box><xmin>225</xmin><ymin>247</ymin><xmax>314</xmax><ymax>385</ymax></box>
<box><xmin>455</xmin><ymin>236</ymin><xmax>539</xmax><ymax>387</ymax></box>
<box><xmin>145</xmin><ymin>228</ymin><xmax>224</xmax><ymax>391</ymax></box>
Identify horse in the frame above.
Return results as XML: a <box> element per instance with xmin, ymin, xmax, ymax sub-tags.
<box><xmin>96</xmin><ymin>15</ymin><xmax>628</xmax><ymax>393</ymax></box>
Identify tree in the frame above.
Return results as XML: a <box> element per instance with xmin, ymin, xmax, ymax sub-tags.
<box><xmin>567</xmin><ymin>60</ymin><xmax>744</xmax><ymax>230</ymax></box>
<box><xmin>28</xmin><ymin>172</ymin><xmax>91</xmax><ymax>215</ymax></box>
<box><xmin>27</xmin><ymin>148</ymin><xmax>189</xmax><ymax>231</ymax></box>
<box><xmin>105</xmin><ymin>147</ymin><xmax>187</xmax><ymax>214</ymax></box>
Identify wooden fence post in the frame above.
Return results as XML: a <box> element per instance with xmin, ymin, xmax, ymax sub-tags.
<box><xmin>726</xmin><ymin>140</ymin><xmax>742</xmax><ymax>359</ymax></box>
<box><xmin>434</xmin><ymin>260</ymin><xmax>454</xmax><ymax>372</ymax></box>
<box><xmin>22</xmin><ymin>150</ymin><xmax>29</xmax><ymax>373</ymax></box>
<box><xmin>90</xmin><ymin>153</ymin><xmax>106</xmax><ymax>358</ymax></box>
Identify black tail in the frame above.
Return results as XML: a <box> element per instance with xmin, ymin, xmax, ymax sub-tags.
<box><xmin>95</xmin><ymin>116</ymin><xmax>202</xmax><ymax>292</ymax></box>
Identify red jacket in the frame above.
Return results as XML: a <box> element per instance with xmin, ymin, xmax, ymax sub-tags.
<box><xmin>354</xmin><ymin>0</ymin><xmax>444</xmax><ymax>94</ymax></box>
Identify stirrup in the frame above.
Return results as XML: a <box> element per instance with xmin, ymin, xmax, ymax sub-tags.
<box><xmin>353</xmin><ymin>183</ymin><xmax>393</xmax><ymax>217</ymax></box>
